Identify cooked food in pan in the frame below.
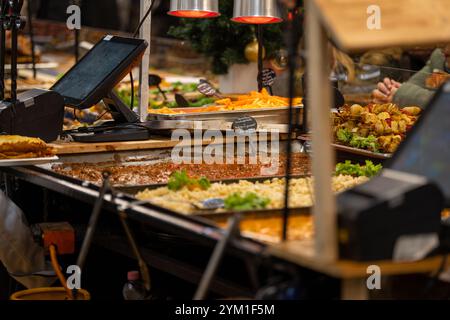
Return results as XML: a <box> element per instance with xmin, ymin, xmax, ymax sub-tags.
<box><xmin>51</xmin><ymin>153</ymin><xmax>311</xmax><ymax>186</ymax></box>
<box><xmin>135</xmin><ymin>174</ymin><xmax>368</xmax><ymax>215</ymax></box>
<box><xmin>231</xmin><ymin>208</ymin><xmax>450</xmax><ymax>244</ymax></box>
<box><xmin>333</xmin><ymin>103</ymin><xmax>420</xmax><ymax>153</ymax></box>
<box><xmin>214</xmin><ymin>89</ymin><xmax>303</xmax><ymax>110</ymax></box>
<box><xmin>0</xmin><ymin>135</ymin><xmax>55</xmax><ymax>159</ymax></box>
<box><xmin>218</xmin><ymin>215</ymin><xmax>314</xmax><ymax>243</ymax></box>
<box><xmin>149</xmin><ymin>89</ymin><xmax>302</xmax><ymax>115</ymax></box>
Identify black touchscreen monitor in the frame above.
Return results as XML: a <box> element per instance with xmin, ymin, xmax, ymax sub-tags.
<box><xmin>51</xmin><ymin>35</ymin><xmax>147</xmax><ymax>109</ymax></box>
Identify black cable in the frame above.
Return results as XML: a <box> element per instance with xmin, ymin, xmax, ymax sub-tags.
<box><xmin>129</xmin><ymin>72</ymin><xmax>134</xmax><ymax>110</ymax></box>
<box><xmin>132</xmin><ymin>0</ymin><xmax>156</xmax><ymax>38</ymax></box>
<box><xmin>10</xmin><ymin>0</ymin><xmax>21</xmax><ymax>103</ymax></box>
<box><xmin>27</xmin><ymin>0</ymin><xmax>36</xmax><ymax>78</ymax></box>
<box><xmin>0</xmin><ymin>1</ymin><xmax>7</xmax><ymax>100</ymax></box>
<box><xmin>72</xmin><ymin>0</ymin><xmax>82</xmax><ymax>62</ymax></box>
<box><xmin>282</xmin><ymin>7</ymin><xmax>303</xmax><ymax>241</ymax></box>
<box><xmin>128</xmin><ymin>0</ymin><xmax>156</xmax><ymax>111</ymax></box>
<box><xmin>94</xmin><ymin>110</ymin><xmax>108</xmax><ymax>122</ymax></box>
<box><xmin>257</xmin><ymin>25</ymin><xmax>263</xmax><ymax>92</ymax></box>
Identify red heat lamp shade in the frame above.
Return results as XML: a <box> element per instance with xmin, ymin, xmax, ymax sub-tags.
<box><xmin>168</xmin><ymin>0</ymin><xmax>220</xmax><ymax>19</ymax></box>
<box><xmin>231</xmin><ymin>16</ymin><xmax>283</xmax><ymax>24</ymax></box>
<box><xmin>168</xmin><ymin>10</ymin><xmax>219</xmax><ymax>18</ymax></box>
<box><xmin>232</xmin><ymin>0</ymin><xmax>282</xmax><ymax>24</ymax></box>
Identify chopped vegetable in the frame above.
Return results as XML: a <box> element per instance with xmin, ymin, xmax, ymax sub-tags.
<box><xmin>349</xmin><ymin>134</ymin><xmax>379</xmax><ymax>152</ymax></box>
<box><xmin>167</xmin><ymin>170</ymin><xmax>211</xmax><ymax>191</ymax></box>
<box><xmin>224</xmin><ymin>192</ymin><xmax>270</xmax><ymax>211</ymax></box>
<box><xmin>337</xmin><ymin>128</ymin><xmax>379</xmax><ymax>153</ymax></box>
<box><xmin>335</xmin><ymin>160</ymin><xmax>382</xmax><ymax>178</ymax></box>
<box><xmin>333</xmin><ymin>103</ymin><xmax>420</xmax><ymax>153</ymax></box>
<box><xmin>336</xmin><ymin>128</ymin><xmax>353</xmax><ymax>144</ymax></box>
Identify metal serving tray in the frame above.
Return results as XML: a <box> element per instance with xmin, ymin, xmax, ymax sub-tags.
<box><xmin>41</xmin><ymin>140</ymin><xmax>304</xmax><ymax>186</ymax></box>
<box><xmin>298</xmin><ymin>135</ymin><xmax>391</xmax><ymax>160</ymax></box>
<box><xmin>147</xmin><ymin>106</ymin><xmax>304</xmax><ymax>133</ymax></box>
<box><xmin>39</xmin><ymin>151</ymin><xmax>312</xmax><ymax>223</ymax></box>
<box><xmin>1</xmin><ymin>164</ymin><xmax>267</xmax><ymax>255</ymax></box>
<box><xmin>116</xmin><ymin>175</ymin><xmax>313</xmax><ymax>222</ymax></box>
<box><xmin>35</xmin><ymin>143</ymin><xmax>311</xmax><ymax>244</ymax></box>
<box><xmin>332</xmin><ymin>143</ymin><xmax>391</xmax><ymax>159</ymax></box>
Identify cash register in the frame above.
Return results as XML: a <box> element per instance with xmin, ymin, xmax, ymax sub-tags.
<box><xmin>338</xmin><ymin>81</ymin><xmax>450</xmax><ymax>261</ymax></box>
<box><xmin>0</xmin><ymin>0</ymin><xmax>65</xmax><ymax>142</ymax></box>
<box><xmin>52</xmin><ymin>35</ymin><xmax>153</xmax><ymax>143</ymax></box>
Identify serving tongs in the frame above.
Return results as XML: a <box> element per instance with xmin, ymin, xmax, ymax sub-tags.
<box><xmin>148</xmin><ymin>74</ymin><xmax>167</xmax><ymax>101</ymax></box>
<box><xmin>197</xmin><ymin>79</ymin><xmax>224</xmax><ymax>99</ymax></box>
<box><xmin>152</xmin><ymin>197</ymin><xmax>225</xmax><ymax>212</ymax></box>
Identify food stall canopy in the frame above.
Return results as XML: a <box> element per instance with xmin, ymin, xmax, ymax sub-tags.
<box><xmin>314</xmin><ymin>0</ymin><xmax>450</xmax><ymax>51</ymax></box>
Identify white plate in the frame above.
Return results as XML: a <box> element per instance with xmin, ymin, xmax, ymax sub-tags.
<box><xmin>0</xmin><ymin>156</ymin><xmax>59</xmax><ymax>167</ymax></box>
<box><xmin>164</xmin><ymin>76</ymin><xmax>202</xmax><ymax>84</ymax></box>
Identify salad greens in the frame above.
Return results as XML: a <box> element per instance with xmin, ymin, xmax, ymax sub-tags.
<box><xmin>224</xmin><ymin>192</ymin><xmax>270</xmax><ymax>211</ymax></box>
<box><xmin>336</xmin><ymin>128</ymin><xmax>353</xmax><ymax>143</ymax></box>
<box><xmin>167</xmin><ymin>170</ymin><xmax>211</xmax><ymax>191</ymax></box>
<box><xmin>335</xmin><ymin>160</ymin><xmax>382</xmax><ymax>178</ymax></box>
<box><xmin>116</xmin><ymin>86</ymin><xmax>214</xmax><ymax>109</ymax></box>
<box><xmin>336</xmin><ymin>128</ymin><xmax>379</xmax><ymax>153</ymax></box>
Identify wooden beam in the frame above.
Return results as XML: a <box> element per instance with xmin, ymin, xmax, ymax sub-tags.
<box><xmin>341</xmin><ymin>278</ymin><xmax>369</xmax><ymax>300</ymax></box>
<box><xmin>138</xmin><ymin>0</ymin><xmax>152</xmax><ymax>121</ymax></box>
<box><xmin>314</xmin><ymin>0</ymin><xmax>450</xmax><ymax>51</ymax></box>
<box><xmin>306</xmin><ymin>0</ymin><xmax>337</xmax><ymax>262</ymax></box>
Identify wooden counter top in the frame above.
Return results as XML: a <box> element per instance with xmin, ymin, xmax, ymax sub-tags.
<box><xmin>49</xmin><ymin>137</ymin><xmax>184</xmax><ymax>155</ymax></box>
<box><xmin>268</xmin><ymin>239</ymin><xmax>447</xmax><ymax>279</ymax></box>
<box><xmin>50</xmin><ymin>132</ymin><xmax>289</xmax><ymax>155</ymax></box>
<box><xmin>268</xmin><ymin>239</ymin><xmax>448</xmax><ymax>299</ymax></box>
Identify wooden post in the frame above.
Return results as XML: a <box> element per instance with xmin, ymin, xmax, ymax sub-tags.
<box><xmin>138</xmin><ymin>0</ymin><xmax>152</xmax><ymax>122</ymax></box>
<box><xmin>341</xmin><ymin>278</ymin><xmax>369</xmax><ymax>300</ymax></box>
<box><xmin>306</xmin><ymin>0</ymin><xmax>337</xmax><ymax>262</ymax></box>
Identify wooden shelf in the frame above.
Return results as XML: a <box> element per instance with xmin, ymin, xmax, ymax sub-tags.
<box><xmin>314</xmin><ymin>0</ymin><xmax>450</xmax><ymax>51</ymax></box>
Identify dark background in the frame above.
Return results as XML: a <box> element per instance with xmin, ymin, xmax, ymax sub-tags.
<box><xmin>33</xmin><ymin>0</ymin><xmax>176</xmax><ymax>36</ymax></box>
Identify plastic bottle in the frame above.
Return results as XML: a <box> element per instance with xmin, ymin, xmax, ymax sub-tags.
<box><xmin>122</xmin><ymin>271</ymin><xmax>147</xmax><ymax>300</ymax></box>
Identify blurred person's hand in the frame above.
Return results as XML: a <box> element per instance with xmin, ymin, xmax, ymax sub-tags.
<box><xmin>372</xmin><ymin>77</ymin><xmax>401</xmax><ymax>103</ymax></box>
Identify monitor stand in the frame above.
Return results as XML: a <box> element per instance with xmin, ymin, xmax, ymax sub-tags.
<box><xmin>103</xmin><ymin>91</ymin><xmax>139</xmax><ymax>124</ymax></box>
<box><xmin>64</xmin><ymin>91</ymin><xmax>157</xmax><ymax>143</ymax></box>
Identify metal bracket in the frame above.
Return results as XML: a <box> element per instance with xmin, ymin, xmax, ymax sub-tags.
<box><xmin>76</xmin><ymin>171</ymin><xmax>152</xmax><ymax>295</ymax></box>
<box><xmin>193</xmin><ymin>213</ymin><xmax>242</xmax><ymax>300</ymax></box>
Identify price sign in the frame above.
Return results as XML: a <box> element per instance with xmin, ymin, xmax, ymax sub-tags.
<box><xmin>198</xmin><ymin>79</ymin><xmax>218</xmax><ymax>97</ymax></box>
<box><xmin>231</xmin><ymin>116</ymin><xmax>258</xmax><ymax>132</ymax></box>
<box><xmin>262</xmin><ymin>68</ymin><xmax>276</xmax><ymax>87</ymax></box>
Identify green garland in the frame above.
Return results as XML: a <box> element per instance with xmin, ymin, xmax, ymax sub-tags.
<box><xmin>168</xmin><ymin>0</ymin><xmax>284</xmax><ymax>75</ymax></box>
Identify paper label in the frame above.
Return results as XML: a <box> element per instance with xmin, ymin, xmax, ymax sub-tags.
<box><xmin>231</xmin><ymin>116</ymin><xmax>258</xmax><ymax>132</ymax></box>
<box><xmin>393</xmin><ymin>233</ymin><xmax>439</xmax><ymax>262</ymax></box>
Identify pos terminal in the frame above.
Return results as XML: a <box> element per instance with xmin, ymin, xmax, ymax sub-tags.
<box><xmin>52</xmin><ymin>35</ymin><xmax>151</xmax><ymax>142</ymax></box>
